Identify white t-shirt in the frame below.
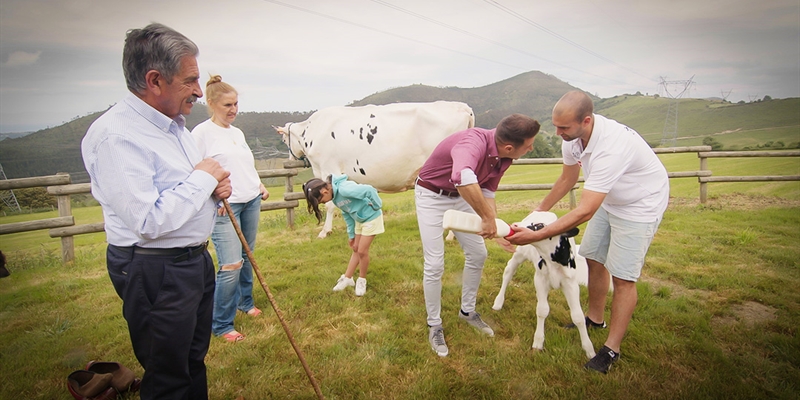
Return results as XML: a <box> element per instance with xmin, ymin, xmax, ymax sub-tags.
<box><xmin>562</xmin><ymin>114</ymin><xmax>669</xmax><ymax>222</ymax></box>
<box><xmin>191</xmin><ymin>119</ymin><xmax>261</xmax><ymax>204</ymax></box>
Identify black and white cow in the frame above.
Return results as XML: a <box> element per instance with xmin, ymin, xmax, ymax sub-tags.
<box><xmin>275</xmin><ymin>101</ymin><xmax>475</xmax><ymax>238</ymax></box>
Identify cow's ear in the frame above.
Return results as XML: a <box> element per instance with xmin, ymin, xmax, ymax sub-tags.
<box><xmin>563</xmin><ymin>227</ymin><xmax>579</xmax><ymax>238</ymax></box>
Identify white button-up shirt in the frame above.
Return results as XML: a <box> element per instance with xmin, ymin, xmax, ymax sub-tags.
<box><xmin>81</xmin><ymin>93</ymin><xmax>219</xmax><ymax>248</ymax></box>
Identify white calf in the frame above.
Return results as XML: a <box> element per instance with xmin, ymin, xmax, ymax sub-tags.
<box><xmin>492</xmin><ymin>211</ymin><xmax>595</xmax><ymax>359</ymax></box>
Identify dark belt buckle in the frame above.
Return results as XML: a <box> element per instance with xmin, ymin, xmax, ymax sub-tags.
<box><xmin>173</xmin><ymin>242</ymin><xmax>208</xmax><ymax>262</ymax></box>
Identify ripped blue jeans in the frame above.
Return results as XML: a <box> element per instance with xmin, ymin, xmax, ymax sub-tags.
<box><xmin>210</xmin><ymin>195</ymin><xmax>261</xmax><ymax>336</ymax></box>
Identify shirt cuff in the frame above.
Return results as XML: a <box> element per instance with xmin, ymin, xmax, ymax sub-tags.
<box><xmin>456</xmin><ymin>168</ymin><xmax>478</xmax><ymax>186</ymax></box>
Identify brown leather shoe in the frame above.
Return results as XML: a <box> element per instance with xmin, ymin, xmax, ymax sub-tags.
<box><xmin>85</xmin><ymin>361</ymin><xmax>140</xmax><ymax>393</ymax></box>
<box><xmin>66</xmin><ymin>370</ymin><xmax>115</xmax><ymax>400</ymax></box>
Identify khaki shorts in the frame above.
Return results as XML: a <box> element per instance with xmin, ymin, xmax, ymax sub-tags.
<box><xmin>355</xmin><ymin>213</ymin><xmax>385</xmax><ymax>237</ymax></box>
<box><xmin>578</xmin><ymin>206</ymin><xmax>661</xmax><ymax>282</ymax></box>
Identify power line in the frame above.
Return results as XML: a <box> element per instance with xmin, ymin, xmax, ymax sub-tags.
<box><xmin>0</xmin><ymin>162</ymin><xmax>21</xmax><ymax>212</ymax></box>
<box><xmin>369</xmin><ymin>0</ymin><xmax>628</xmax><ymax>85</ymax></box>
<box><xmin>659</xmin><ymin>75</ymin><xmax>695</xmax><ymax>147</ymax></box>
<box><xmin>482</xmin><ymin>0</ymin><xmax>655</xmax><ymax>82</ymax></box>
<box><xmin>262</xmin><ymin>0</ymin><xmax>526</xmax><ymax>71</ymax></box>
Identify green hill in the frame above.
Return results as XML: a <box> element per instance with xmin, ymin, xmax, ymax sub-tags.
<box><xmin>0</xmin><ymin>71</ymin><xmax>797</xmax><ymax>181</ymax></box>
<box><xmin>595</xmin><ymin>94</ymin><xmax>800</xmax><ymax>148</ymax></box>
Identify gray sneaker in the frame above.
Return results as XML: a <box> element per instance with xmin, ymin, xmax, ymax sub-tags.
<box><xmin>428</xmin><ymin>325</ymin><xmax>449</xmax><ymax>357</ymax></box>
<box><xmin>459</xmin><ymin>310</ymin><xmax>495</xmax><ymax>337</ymax></box>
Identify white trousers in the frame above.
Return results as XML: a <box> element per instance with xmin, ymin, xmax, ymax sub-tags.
<box><xmin>415</xmin><ymin>185</ymin><xmax>488</xmax><ymax>327</ymax></box>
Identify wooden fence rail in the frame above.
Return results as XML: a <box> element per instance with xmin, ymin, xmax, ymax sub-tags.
<box><xmin>2</xmin><ymin>147</ymin><xmax>798</xmax><ymax>262</ymax></box>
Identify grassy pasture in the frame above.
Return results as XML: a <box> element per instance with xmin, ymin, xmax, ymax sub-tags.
<box><xmin>0</xmin><ymin>153</ymin><xmax>799</xmax><ymax>399</ymax></box>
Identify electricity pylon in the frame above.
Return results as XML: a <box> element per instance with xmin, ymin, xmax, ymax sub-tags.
<box><xmin>658</xmin><ymin>75</ymin><xmax>695</xmax><ymax>147</ymax></box>
<box><xmin>0</xmin><ymin>162</ymin><xmax>21</xmax><ymax>212</ymax></box>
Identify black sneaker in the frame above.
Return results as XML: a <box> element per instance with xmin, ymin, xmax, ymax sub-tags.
<box><xmin>584</xmin><ymin>345</ymin><xmax>619</xmax><ymax>374</ymax></box>
<box><xmin>564</xmin><ymin>316</ymin><xmax>607</xmax><ymax>329</ymax></box>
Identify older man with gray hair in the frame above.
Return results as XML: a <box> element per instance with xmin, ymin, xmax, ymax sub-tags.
<box><xmin>82</xmin><ymin>23</ymin><xmax>231</xmax><ymax>399</ymax></box>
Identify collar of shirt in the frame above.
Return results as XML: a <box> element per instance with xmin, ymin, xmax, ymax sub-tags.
<box><xmin>124</xmin><ymin>93</ymin><xmax>187</xmax><ymax>137</ymax></box>
<box><xmin>486</xmin><ymin>130</ymin><xmax>501</xmax><ymax>169</ymax></box>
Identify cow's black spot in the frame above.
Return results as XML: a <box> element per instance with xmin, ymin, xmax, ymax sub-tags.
<box><xmin>370</xmin><ymin>114</ymin><xmax>375</xmax><ymax>118</ymax></box>
<box><xmin>308</xmin><ymin>140</ymin><xmax>313</xmax><ymax>148</ymax></box>
<box><xmin>351</xmin><ymin>129</ymin><xmax>355</xmax><ymax>135</ymax></box>
<box><xmin>537</xmin><ymin>258</ymin><xmax>545</xmax><ymax>270</ymax></box>
<box><xmin>367</xmin><ymin>133</ymin><xmax>374</xmax><ymax>144</ymax></box>
<box><xmin>550</xmin><ymin>236</ymin><xmax>573</xmax><ymax>267</ymax></box>
<box><xmin>359</xmin><ymin>168</ymin><xmax>366</xmax><ymax>175</ymax></box>
<box><xmin>331</xmin><ymin>131</ymin><xmax>336</xmax><ymax>139</ymax></box>
<box><xmin>370</xmin><ymin>126</ymin><xmax>378</xmax><ymax>135</ymax></box>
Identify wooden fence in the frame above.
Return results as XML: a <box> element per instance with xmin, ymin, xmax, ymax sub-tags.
<box><xmin>1</xmin><ymin>146</ymin><xmax>798</xmax><ymax>262</ymax></box>
<box><xmin>0</xmin><ymin>168</ymin><xmax>301</xmax><ymax>262</ymax></box>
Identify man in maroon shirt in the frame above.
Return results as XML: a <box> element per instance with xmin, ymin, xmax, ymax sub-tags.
<box><xmin>415</xmin><ymin>114</ymin><xmax>540</xmax><ymax>357</ymax></box>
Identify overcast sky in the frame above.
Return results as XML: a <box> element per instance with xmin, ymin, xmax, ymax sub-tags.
<box><xmin>1</xmin><ymin>0</ymin><xmax>798</xmax><ymax>133</ymax></box>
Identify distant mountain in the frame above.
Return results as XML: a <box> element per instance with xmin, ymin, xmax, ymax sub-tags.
<box><xmin>351</xmin><ymin>70</ymin><xmax>590</xmax><ymax>129</ymax></box>
<box><xmin>0</xmin><ymin>132</ymin><xmax>34</xmax><ymax>141</ymax></box>
<box><xmin>0</xmin><ymin>71</ymin><xmax>797</xmax><ymax>181</ymax></box>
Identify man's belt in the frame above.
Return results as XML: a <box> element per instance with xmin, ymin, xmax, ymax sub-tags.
<box><xmin>416</xmin><ymin>178</ymin><xmax>460</xmax><ymax>198</ymax></box>
<box><xmin>109</xmin><ymin>242</ymin><xmax>208</xmax><ymax>262</ymax></box>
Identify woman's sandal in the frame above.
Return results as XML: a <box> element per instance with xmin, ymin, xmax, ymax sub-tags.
<box><xmin>246</xmin><ymin>307</ymin><xmax>262</xmax><ymax>317</ymax></box>
<box><xmin>222</xmin><ymin>331</ymin><xmax>245</xmax><ymax>342</ymax></box>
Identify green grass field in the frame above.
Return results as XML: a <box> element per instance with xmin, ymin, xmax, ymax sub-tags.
<box><xmin>0</xmin><ymin>153</ymin><xmax>799</xmax><ymax>399</ymax></box>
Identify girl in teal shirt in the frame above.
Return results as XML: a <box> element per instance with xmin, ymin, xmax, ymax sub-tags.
<box><xmin>303</xmin><ymin>174</ymin><xmax>384</xmax><ymax>296</ymax></box>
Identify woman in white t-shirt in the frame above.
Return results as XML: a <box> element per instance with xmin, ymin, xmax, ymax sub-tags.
<box><xmin>191</xmin><ymin>75</ymin><xmax>269</xmax><ymax>342</ymax></box>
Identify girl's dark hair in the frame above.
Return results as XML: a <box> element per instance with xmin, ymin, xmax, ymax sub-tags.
<box><xmin>302</xmin><ymin>176</ymin><xmax>331</xmax><ymax>224</ymax></box>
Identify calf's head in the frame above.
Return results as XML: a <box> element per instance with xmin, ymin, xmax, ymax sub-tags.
<box><xmin>517</xmin><ymin>211</ymin><xmax>579</xmax><ymax>269</ymax></box>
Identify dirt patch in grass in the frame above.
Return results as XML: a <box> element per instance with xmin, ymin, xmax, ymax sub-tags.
<box><xmin>640</xmin><ymin>275</ymin><xmax>779</xmax><ymax>332</ymax></box>
<box><xmin>668</xmin><ymin>193</ymin><xmax>800</xmax><ymax>210</ymax></box>
<box><xmin>721</xmin><ymin>301</ymin><xmax>778</xmax><ymax>327</ymax></box>
<box><xmin>711</xmin><ymin>301</ymin><xmax>779</xmax><ymax>331</ymax></box>
<box><xmin>639</xmin><ymin>274</ymin><xmax>721</xmax><ymax>302</ymax></box>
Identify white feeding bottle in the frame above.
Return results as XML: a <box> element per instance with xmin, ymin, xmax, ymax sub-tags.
<box><xmin>442</xmin><ymin>209</ymin><xmax>513</xmax><ymax>238</ymax></box>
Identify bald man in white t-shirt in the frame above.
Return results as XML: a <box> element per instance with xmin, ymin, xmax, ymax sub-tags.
<box><xmin>508</xmin><ymin>90</ymin><xmax>669</xmax><ymax>374</ymax></box>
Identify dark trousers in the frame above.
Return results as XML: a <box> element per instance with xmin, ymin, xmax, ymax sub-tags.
<box><xmin>107</xmin><ymin>245</ymin><xmax>215</xmax><ymax>400</ymax></box>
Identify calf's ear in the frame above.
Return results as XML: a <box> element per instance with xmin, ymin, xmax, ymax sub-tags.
<box><xmin>563</xmin><ymin>227</ymin><xmax>580</xmax><ymax>238</ymax></box>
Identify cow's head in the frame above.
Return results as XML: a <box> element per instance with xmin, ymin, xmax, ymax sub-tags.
<box><xmin>519</xmin><ymin>211</ymin><xmax>580</xmax><ymax>269</ymax></box>
<box><xmin>273</xmin><ymin>123</ymin><xmax>307</xmax><ymax>160</ymax></box>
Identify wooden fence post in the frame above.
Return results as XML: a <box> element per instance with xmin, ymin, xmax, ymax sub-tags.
<box><xmin>699</xmin><ymin>153</ymin><xmax>708</xmax><ymax>204</ymax></box>
<box><xmin>54</xmin><ymin>173</ymin><xmax>74</xmax><ymax>263</ymax></box>
<box><xmin>286</xmin><ymin>173</ymin><xmax>295</xmax><ymax>229</ymax></box>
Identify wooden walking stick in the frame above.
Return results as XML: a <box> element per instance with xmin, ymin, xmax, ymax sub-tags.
<box><xmin>222</xmin><ymin>199</ymin><xmax>325</xmax><ymax>400</ymax></box>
